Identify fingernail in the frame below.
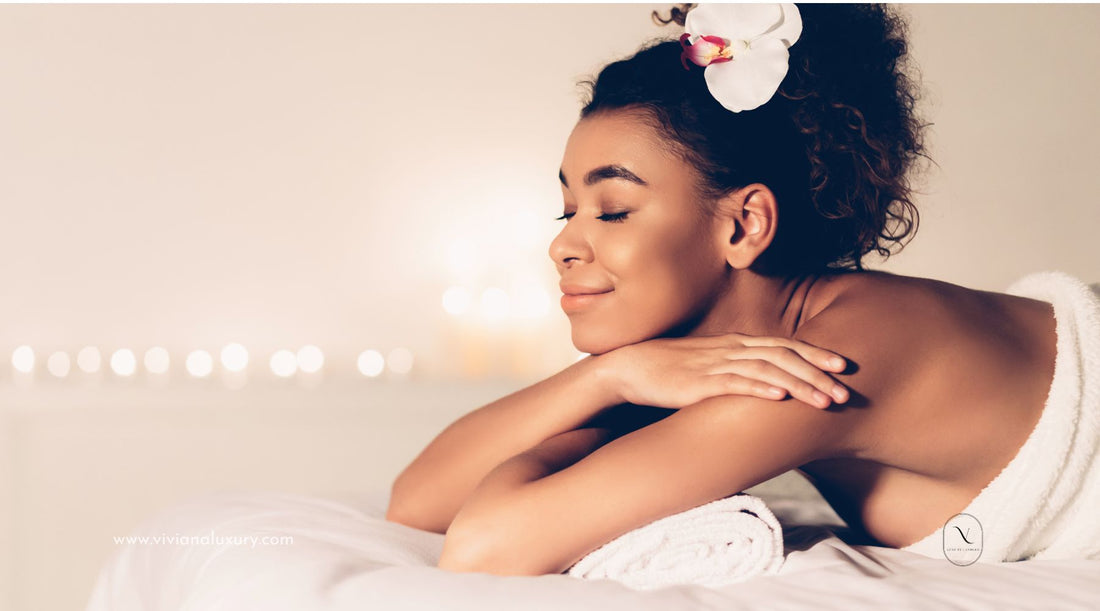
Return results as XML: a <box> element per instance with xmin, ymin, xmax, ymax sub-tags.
<box><xmin>768</xmin><ymin>387</ymin><xmax>785</xmax><ymax>397</ymax></box>
<box><xmin>812</xmin><ymin>390</ymin><xmax>831</xmax><ymax>407</ymax></box>
<box><xmin>831</xmin><ymin>385</ymin><xmax>848</xmax><ymax>402</ymax></box>
<box><xmin>830</xmin><ymin>357</ymin><xmax>845</xmax><ymax>369</ymax></box>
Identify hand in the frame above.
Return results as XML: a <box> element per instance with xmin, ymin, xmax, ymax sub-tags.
<box><xmin>596</xmin><ymin>332</ymin><xmax>850</xmax><ymax>410</ymax></box>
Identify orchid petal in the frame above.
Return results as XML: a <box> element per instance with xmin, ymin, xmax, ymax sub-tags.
<box><xmin>703</xmin><ymin>38</ymin><xmax>791</xmax><ymax>112</ymax></box>
<box><xmin>685</xmin><ymin>3</ymin><xmax>783</xmax><ymax>42</ymax></box>
<box><xmin>769</xmin><ymin>3</ymin><xmax>803</xmax><ymax>47</ymax></box>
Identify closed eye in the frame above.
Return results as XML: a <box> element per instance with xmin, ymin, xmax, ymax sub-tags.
<box><xmin>554</xmin><ymin>211</ymin><xmax>630</xmax><ymax>223</ymax></box>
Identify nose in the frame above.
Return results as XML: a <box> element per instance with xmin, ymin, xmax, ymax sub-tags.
<box><xmin>548</xmin><ymin>218</ymin><xmax>592</xmax><ymax>270</ymax></box>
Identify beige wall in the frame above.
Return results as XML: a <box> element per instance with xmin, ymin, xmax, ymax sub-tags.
<box><xmin>887</xmin><ymin>4</ymin><xmax>1100</xmax><ymax>289</ymax></box>
<box><xmin>2</xmin><ymin>4</ymin><xmax>1098</xmax><ymax>384</ymax></box>
<box><xmin>0</xmin><ymin>4</ymin><xmax>1098</xmax><ymax>611</ymax></box>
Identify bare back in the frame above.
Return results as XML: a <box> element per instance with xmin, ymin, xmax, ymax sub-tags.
<box><xmin>792</xmin><ymin>271</ymin><xmax>1057</xmax><ymax>547</ymax></box>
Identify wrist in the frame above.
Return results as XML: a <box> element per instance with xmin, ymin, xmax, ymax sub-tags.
<box><xmin>580</xmin><ymin>350</ymin><xmax>625</xmax><ymax>407</ymax></box>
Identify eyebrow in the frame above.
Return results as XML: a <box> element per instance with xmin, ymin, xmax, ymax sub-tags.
<box><xmin>559</xmin><ymin>165</ymin><xmax>649</xmax><ymax>188</ymax></box>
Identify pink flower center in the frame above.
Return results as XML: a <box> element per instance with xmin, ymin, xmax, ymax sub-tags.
<box><xmin>679</xmin><ymin>33</ymin><xmax>735</xmax><ymax>71</ymax></box>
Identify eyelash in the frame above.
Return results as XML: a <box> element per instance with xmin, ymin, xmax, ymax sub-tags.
<box><xmin>555</xmin><ymin>211</ymin><xmax>630</xmax><ymax>223</ymax></box>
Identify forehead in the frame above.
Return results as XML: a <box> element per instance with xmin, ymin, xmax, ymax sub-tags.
<box><xmin>561</xmin><ymin>110</ymin><xmax>689</xmax><ymax>183</ymax></box>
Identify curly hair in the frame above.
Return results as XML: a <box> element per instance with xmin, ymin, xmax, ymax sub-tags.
<box><xmin>579</xmin><ymin>3</ymin><xmax>928</xmax><ymax>275</ymax></box>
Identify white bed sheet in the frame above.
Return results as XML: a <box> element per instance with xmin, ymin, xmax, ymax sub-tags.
<box><xmin>85</xmin><ymin>489</ymin><xmax>1100</xmax><ymax>611</ymax></box>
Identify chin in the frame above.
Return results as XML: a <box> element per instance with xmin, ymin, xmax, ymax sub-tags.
<box><xmin>570</xmin><ymin>329</ymin><xmax>622</xmax><ymax>356</ymax></box>
<box><xmin>570</xmin><ymin>325</ymin><xmax>652</xmax><ymax>356</ymax></box>
<box><xmin>573</xmin><ymin>342</ymin><xmax>616</xmax><ymax>357</ymax></box>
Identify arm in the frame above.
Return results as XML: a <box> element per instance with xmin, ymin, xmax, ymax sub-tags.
<box><xmin>437</xmin><ymin>426</ymin><xmax>615</xmax><ymax>572</ymax></box>
<box><xmin>386</xmin><ymin>355</ymin><xmax>624</xmax><ymax>534</ymax></box>
<box><xmin>389</xmin><ymin>333</ymin><xmax>849</xmax><ymax>534</ymax></box>
<box><xmin>437</xmin><ymin>392</ymin><xmax>857</xmax><ymax>576</ymax></box>
<box><xmin>445</xmin><ymin>426</ymin><xmax>617</xmax><ymax>526</ymax></box>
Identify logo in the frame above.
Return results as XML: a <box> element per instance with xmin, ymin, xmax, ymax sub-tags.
<box><xmin>941</xmin><ymin>513</ymin><xmax>983</xmax><ymax>566</ymax></box>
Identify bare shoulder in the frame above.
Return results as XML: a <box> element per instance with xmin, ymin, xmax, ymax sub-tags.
<box><xmin>800</xmin><ymin>270</ymin><xmax>1049</xmax><ymax>377</ymax></box>
<box><xmin>792</xmin><ymin>271</ymin><xmax>1055</xmax><ymax>474</ymax></box>
<box><xmin>797</xmin><ymin>272</ymin><xmax>966</xmax><ymax>378</ymax></box>
<box><xmin>792</xmin><ymin>273</ymin><xmax>997</xmax><ymax>459</ymax></box>
<box><xmin>796</xmin><ymin>270</ymin><xmax>1028</xmax><ymax>366</ymax></box>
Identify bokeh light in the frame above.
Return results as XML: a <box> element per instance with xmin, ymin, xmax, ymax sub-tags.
<box><xmin>144</xmin><ymin>347</ymin><xmax>170</xmax><ymax>374</ymax></box>
<box><xmin>511</xmin><ymin>283</ymin><xmax>551</xmax><ymax>319</ymax></box>
<box><xmin>12</xmin><ymin>345</ymin><xmax>35</xmax><ymax>373</ymax></box>
<box><xmin>77</xmin><ymin>346</ymin><xmax>101</xmax><ymax>373</ymax></box>
<box><xmin>221</xmin><ymin>343</ymin><xmax>249</xmax><ymax>373</ymax></box>
<box><xmin>47</xmin><ymin>351</ymin><xmax>71</xmax><ymax>378</ymax></box>
<box><xmin>442</xmin><ymin>286</ymin><xmax>473</xmax><ymax>316</ymax></box>
<box><xmin>270</xmin><ymin>349</ymin><xmax>297</xmax><ymax>378</ymax></box>
<box><xmin>186</xmin><ymin>350</ymin><xmax>214</xmax><ymax>378</ymax></box>
<box><xmin>357</xmin><ymin>349</ymin><xmax>385</xmax><ymax>377</ymax></box>
<box><xmin>110</xmin><ymin>349</ymin><xmax>137</xmax><ymax>376</ymax></box>
<box><xmin>296</xmin><ymin>345</ymin><xmax>324</xmax><ymax>374</ymax></box>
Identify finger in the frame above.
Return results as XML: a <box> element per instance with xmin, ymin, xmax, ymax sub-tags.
<box><xmin>779</xmin><ymin>338</ymin><xmax>848</xmax><ymax>372</ymax></box>
<box><xmin>731</xmin><ymin>334</ymin><xmax>777</xmax><ymax>348</ymax></box>
<box><xmin>713</xmin><ymin>373</ymin><xmax>789</xmax><ymax>401</ymax></box>
<box><xmin>738</xmin><ymin>345</ymin><xmax>849</xmax><ymax>403</ymax></box>
<box><xmin>720</xmin><ymin>337</ymin><xmax>849</xmax><ymax>403</ymax></box>
<box><xmin>724</xmin><ymin>359</ymin><xmax>837</xmax><ymax>408</ymax></box>
<box><xmin>737</xmin><ymin>334</ymin><xmax>847</xmax><ymax>372</ymax></box>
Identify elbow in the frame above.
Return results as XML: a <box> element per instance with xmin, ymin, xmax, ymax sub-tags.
<box><xmin>435</xmin><ymin>508</ymin><xmax>491</xmax><ymax>572</ymax></box>
<box><xmin>384</xmin><ymin>478</ymin><xmax>412</xmax><ymax>524</ymax></box>
<box><xmin>436</xmin><ymin>508</ymin><xmax>510</xmax><ymax>574</ymax></box>
<box><xmin>437</xmin><ymin>526</ymin><xmax>537</xmax><ymax>576</ymax></box>
<box><xmin>383</xmin><ymin>499</ymin><xmax>417</xmax><ymax>528</ymax></box>
<box><xmin>437</xmin><ymin>514</ymin><xmax>557</xmax><ymax>576</ymax></box>
<box><xmin>436</xmin><ymin>533</ymin><xmax>490</xmax><ymax>573</ymax></box>
<box><xmin>385</xmin><ymin>479</ymin><xmax>448</xmax><ymax>534</ymax></box>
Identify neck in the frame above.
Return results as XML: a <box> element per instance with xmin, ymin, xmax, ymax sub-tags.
<box><xmin>682</xmin><ymin>270</ymin><xmax>823</xmax><ymax>339</ymax></box>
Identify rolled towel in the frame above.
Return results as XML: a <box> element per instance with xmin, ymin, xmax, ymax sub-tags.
<box><xmin>901</xmin><ymin>271</ymin><xmax>1100</xmax><ymax>562</ymax></box>
<box><xmin>564</xmin><ymin>492</ymin><xmax>784</xmax><ymax>590</ymax></box>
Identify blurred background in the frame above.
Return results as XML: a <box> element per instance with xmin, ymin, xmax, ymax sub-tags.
<box><xmin>1</xmin><ymin>4</ymin><xmax>1098</xmax><ymax>610</ymax></box>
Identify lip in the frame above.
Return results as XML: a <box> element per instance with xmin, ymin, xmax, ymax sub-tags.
<box><xmin>559</xmin><ymin>283</ymin><xmax>614</xmax><ymax>296</ymax></box>
<box><xmin>559</xmin><ymin>285</ymin><xmax>613</xmax><ymax>313</ymax></box>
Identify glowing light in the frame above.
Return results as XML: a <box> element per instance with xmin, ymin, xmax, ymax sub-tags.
<box><xmin>444</xmin><ymin>239</ymin><xmax>481</xmax><ymax>280</ymax></box>
<box><xmin>270</xmin><ymin>349</ymin><xmax>297</xmax><ymax>378</ymax></box>
<box><xmin>47</xmin><ymin>351</ymin><xmax>71</xmax><ymax>377</ymax></box>
<box><xmin>510</xmin><ymin>208</ymin><xmax>543</xmax><ymax>245</ymax></box>
<box><xmin>144</xmin><ymin>347</ymin><xmax>170</xmax><ymax>374</ymax></box>
<box><xmin>511</xmin><ymin>283</ymin><xmax>551</xmax><ymax>319</ymax></box>
<box><xmin>12</xmin><ymin>345</ymin><xmax>35</xmax><ymax>373</ymax></box>
<box><xmin>221</xmin><ymin>343</ymin><xmax>249</xmax><ymax>373</ymax></box>
<box><xmin>77</xmin><ymin>346</ymin><xmax>101</xmax><ymax>373</ymax></box>
<box><xmin>441</xmin><ymin>286</ymin><xmax>473</xmax><ymax>316</ymax></box>
<box><xmin>110</xmin><ymin>349</ymin><xmax>137</xmax><ymax>376</ymax></box>
<box><xmin>186</xmin><ymin>350</ymin><xmax>214</xmax><ymax>378</ymax></box>
<box><xmin>387</xmin><ymin>347</ymin><xmax>414</xmax><ymax>375</ymax></box>
<box><xmin>480</xmin><ymin>287</ymin><xmax>511</xmax><ymax>321</ymax></box>
<box><xmin>296</xmin><ymin>345</ymin><xmax>324</xmax><ymax>373</ymax></box>
<box><xmin>357</xmin><ymin>349</ymin><xmax>385</xmax><ymax>377</ymax></box>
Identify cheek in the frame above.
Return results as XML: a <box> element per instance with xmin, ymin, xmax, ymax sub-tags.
<box><xmin>568</xmin><ymin>219</ymin><xmax>723</xmax><ymax>353</ymax></box>
<box><xmin>613</xmin><ymin>227</ymin><xmax>723</xmax><ymax>331</ymax></box>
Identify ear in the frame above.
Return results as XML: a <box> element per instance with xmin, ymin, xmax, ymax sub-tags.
<box><xmin>717</xmin><ymin>184</ymin><xmax>779</xmax><ymax>270</ymax></box>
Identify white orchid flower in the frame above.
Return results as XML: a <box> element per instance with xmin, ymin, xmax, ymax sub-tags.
<box><xmin>680</xmin><ymin>3</ymin><xmax>803</xmax><ymax>113</ymax></box>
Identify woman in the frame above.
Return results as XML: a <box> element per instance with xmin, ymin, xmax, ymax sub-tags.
<box><xmin>386</xmin><ymin>4</ymin><xmax>1090</xmax><ymax>574</ymax></box>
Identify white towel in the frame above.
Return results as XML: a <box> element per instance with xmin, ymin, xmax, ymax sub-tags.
<box><xmin>902</xmin><ymin>271</ymin><xmax>1100</xmax><ymax>562</ymax></box>
<box><xmin>564</xmin><ymin>492</ymin><xmax>784</xmax><ymax>590</ymax></box>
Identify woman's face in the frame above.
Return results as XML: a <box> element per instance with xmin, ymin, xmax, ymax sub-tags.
<box><xmin>550</xmin><ymin>109</ymin><xmax>730</xmax><ymax>355</ymax></box>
